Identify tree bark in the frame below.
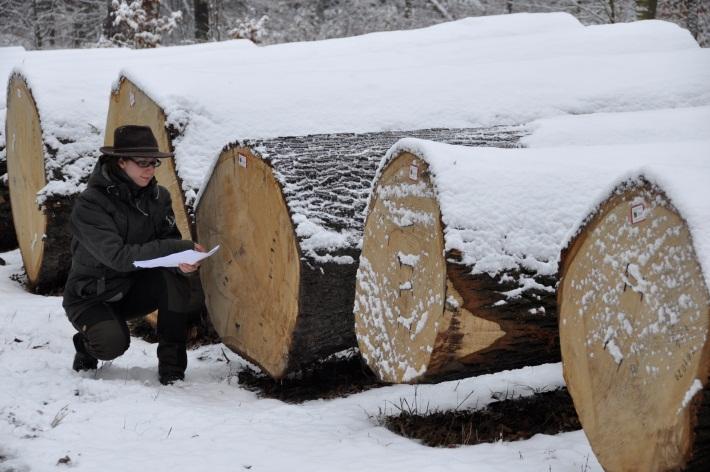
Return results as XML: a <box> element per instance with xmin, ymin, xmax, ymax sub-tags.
<box><xmin>0</xmin><ymin>160</ymin><xmax>18</xmax><ymax>251</ymax></box>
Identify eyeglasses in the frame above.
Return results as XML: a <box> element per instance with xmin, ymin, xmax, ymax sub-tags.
<box><xmin>128</xmin><ymin>158</ymin><xmax>162</xmax><ymax>168</ymax></box>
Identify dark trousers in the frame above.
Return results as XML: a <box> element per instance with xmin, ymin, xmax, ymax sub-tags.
<box><xmin>73</xmin><ymin>268</ymin><xmax>201</xmax><ymax>374</ymax></box>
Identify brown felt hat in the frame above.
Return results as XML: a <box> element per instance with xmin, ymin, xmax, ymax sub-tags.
<box><xmin>100</xmin><ymin>125</ymin><xmax>174</xmax><ymax>158</ymax></box>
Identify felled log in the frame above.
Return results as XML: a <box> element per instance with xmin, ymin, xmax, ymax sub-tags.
<box><xmin>196</xmin><ymin>127</ymin><xmax>524</xmax><ymax>379</ymax></box>
<box><xmin>354</xmin><ymin>139</ymin><xmax>710</xmax><ymax>384</ymax></box>
<box><xmin>105</xmin><ymin>76</ymin><xmax>192</xmax><ymax>239</ymax></box>
<box><xmin>4</xmin><ymin>74</ymin><xmax>75</xmax><ymax>292</ymax></box>
<box><xmin>0</xmin><ymin>46</ymin><xmax>25</xmax><ymax>252</ymax></box>
<box><xmin>355</xmin><ymin>145</ymin><xmax>559</xmax><ymax>384</ymax></box>
<box><xmin>559</xmin><ymin>178</ymin><xmax>709</xmax><ymax>471</ymax></box>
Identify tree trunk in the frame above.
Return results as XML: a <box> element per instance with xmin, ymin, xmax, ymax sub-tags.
<box><xmin>637</xmin><ymin>0</ymin><xmax>658</xmax><ymax>19</ymax></box>
<box><xmin>193</xmin><ymin>0</ymin><xmax>209</xmax><ymax>41</ymax></box>
<box><xmin>559</xmin><ymin>180</ymin><xmax>709</xmax><ymax>471</ymax></box>
<box><xmin>102</xmin><ymin>0</ymin><xmax>116</xmax><ymax>41</ymax></box>
<box><xmin>32</xmin><ymin>0</ymin><xmax>43</xmax><ymax>48</ymax></box>
<box><xmin>197</xmin><ymin>127</ymin><xmax>524</xmax><ymax>379</ymax></box>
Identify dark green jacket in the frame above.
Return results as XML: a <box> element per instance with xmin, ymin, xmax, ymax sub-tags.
<box><xmin>63</xmin><ymin>158</ymin><xmax>194</xmax><ymax>323</ymax></box>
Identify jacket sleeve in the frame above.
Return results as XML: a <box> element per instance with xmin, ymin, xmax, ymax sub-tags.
<box><xmin>71</xmin><ymin>195</ymin><xmax>194</xmax><ymax>273</ymax></box>
<box><xmin>156</xmin><ymin>188</ymin><xmax>184</xmax><ymax>241</ymax></box>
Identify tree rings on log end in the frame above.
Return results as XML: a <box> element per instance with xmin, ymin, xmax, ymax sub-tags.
<box><xmin>106</xmin><ymin>76</ymin><xmax>192</xmax><ymax>240</ymax></box>
<box><xmin>559</xmin><ymin>180</ymin><xmax>710</xmax><ymax>471</ymax></box>
<box><xmin>5</xmin><ymin>74</ymin><xmax>48</xmax><ymax>288</ymax></box>
<box><xmin>355</xmin><ymin>151</ymin><xmax>505</xmax><ymax>383</ymax></box>
<box><xmin>197</xmin><ymin>147</ymin><xmax>300</xmax><ymax>379</ymax></box>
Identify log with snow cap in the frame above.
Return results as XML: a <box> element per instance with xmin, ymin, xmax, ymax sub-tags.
<box><xmin>4</xmin><ymin>46</ymin><xmax>142</xmax><ymax>291</ymax></box>
<box><xmin>355</xmin><ymin>138</ymin><xmax>710</xmax><ymax>383</ymax></box>
<box><xmin>194</xmin><ymin>127</ymin><xmax>523</xmax><ymax>379</ymax></box>
<box><xmin>109</xmin><ymin>14</ymin><xmax>705</xmax><ymax>233</ymax></box>
<box><xmin>558</xmin><ymin>170</ymin><xmax>710</xmax><ymax>471</ymax></box>
<box><xmin>0</xmin><ymin>47</ymin><xmax>25</xmax><ymax>252</ymax></box>
<box><xmin>2</xmin><ymin>42</ymin><xmax>252</xmax><ymax>292</ymax></box>
<box><xmin>5</xmin><ymin>72</ymin><xmax>76</xmax><ymax>291</ymax></box>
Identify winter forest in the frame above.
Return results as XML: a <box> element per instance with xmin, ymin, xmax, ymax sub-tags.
<box><xmin>1</xmin><ymin>1</ymin><xmax>710</xmax><ymax>472</ymax></box>
<box><xmin>1</xmin><ymin>0</ymin><xmax>709</xmax><ymax>48</ymax></box>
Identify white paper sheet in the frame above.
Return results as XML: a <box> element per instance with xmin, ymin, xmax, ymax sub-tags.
<box><xmin>133</xmin><ymin>245</ymin><xmax>220</xmax><ymax>269</ymax></box>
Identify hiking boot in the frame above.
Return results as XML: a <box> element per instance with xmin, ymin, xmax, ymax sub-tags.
<box><xmin>72</xmin><ymin>332</ymin><xmax>98</xmax><ymax>372</ymax></box>
<box><xmin>157</xmin><ymin>341</ymin><xmax>187</xmax><ymax>385</ymax></box>
<box><xmin>159</xmin><ymin>371</ymin><xmax>185</xmax><ymax>385</ymax></box>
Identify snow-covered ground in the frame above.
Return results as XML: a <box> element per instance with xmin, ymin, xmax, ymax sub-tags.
<box><xmin>0</xmin><ymin>250</ymin><xmax>600</xmax><ymax>471</ymax></box>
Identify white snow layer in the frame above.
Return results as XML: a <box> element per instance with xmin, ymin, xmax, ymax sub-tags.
<box><xmin>0</xmin><ymin>249</ymin><xmax>602</xmax><ymax>471</ymax></box>
<box><xmin>0</xmin><ymin>46</ymin><xmax>26</xmax><ymax>162</ymax></box>
<box><xmin>522</xmin><ymin>106</ymin><xmax>710</xmax><ymax>147</ymax></box>
<box><xmin>377</xmin><ymin>138</ymin><xmax>710</xmax><ymax>286</ymax></box>
<box><xmin>115</xmin><ymin>16</ymin><xmax>706</xmax><ymax>208</ymax></box>
<box><xmin>4</xmin><ymin>41</ymin><xmax>254</xmax><ymax>199</ymax></box>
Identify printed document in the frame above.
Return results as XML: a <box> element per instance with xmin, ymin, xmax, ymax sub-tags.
<box><xmin>133</xmin><ymin>245</ymin><xmax>220</xmax><ymax>268</ymax></box>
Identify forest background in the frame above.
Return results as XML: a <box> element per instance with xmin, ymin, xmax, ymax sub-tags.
<box><xmin>0</xmin><ymin>0</ymin><xmax>707</xmax><ymax>51</ymax></box>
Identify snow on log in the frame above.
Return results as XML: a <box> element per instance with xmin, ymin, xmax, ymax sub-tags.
<box><xmin>105</xmin><ymin>76</ymin><xmax>192</xmax><ymax>239</ymax></box>
<box><xmin>559</xmin><ymin>176</ymin><xmax>710</xmax><ymax>471</ymax></box>
<box><xmin>2</xmin><ymin>43</ymin><xmax>250</xmax><ymax>291</ymax></box>
<box><xmin>5</xmin><ymin>73</ymin><xmax>74</xmax><ymax>291</ymax></box>
<box><xmin>195</xmin><ymin>127</ymin><xmax>524</xmax><ymax>379</ymax></box>
<box><xmin>4</xmin><ymin>49</ymin><xmax>133</xmax><ymax>291</ymax></box>
<box><xmin>355</xmin><ymin>138</ymin><xmax>710</xmax><ymax>384</ymax></box>
<box><xmin>116</xmin><ymin>16</ymin><xmax>705</xmax><ymax>229</ymax></box>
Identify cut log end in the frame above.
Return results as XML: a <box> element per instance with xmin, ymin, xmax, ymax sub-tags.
<box><xmin>197</xmin><ymin>147</ymin><xmax>300</xmax><ymax>379</ymax></box>
<box><xmin>106</xmin><ymin>77</ymin><xmax>192</xmax><ymax>240</ymax></box>
<box><xmin>6</xmin><ymin>74</ymin><xmax>48</xmax><ymax>288</ymax></box>
<box><xmin>355</xmin><ymin>153</ymin><xmax>447</xmax><ymax>383</ymax></box>
<box><xmin>355</xmin><ymin>151</ymin><xmax>562</xmax><ymax>383</ymax></box>
<box><xmin>559</xmin><ymin>181</ymin><xmax>710</xmax><ymax>471</ymax></box>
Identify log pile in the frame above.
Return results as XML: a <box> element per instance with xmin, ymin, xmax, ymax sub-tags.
<box><xmin>196</xmin><ymin>127</ymin><xmax>524</xmax><ymax>379</ymax></box>
<box><xmin>559</xmin><ymin>179</ymin><xmax>709</xmax><ymax>471</ymax></box>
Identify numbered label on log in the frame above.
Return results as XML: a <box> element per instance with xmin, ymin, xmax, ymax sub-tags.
<box><xmin>630</xmin><ymin>201</ymin><xmax>647</xmax><ymax>224</ymax></box>
<box><xmin>238</xmin><ymin>154</ymin><xmax>247</xmax><ymax>168</ymax></box>
<box><xmin>409</xmin><ymin>164</ymin><xmax>418</xmax><ymax>181</ymax></box>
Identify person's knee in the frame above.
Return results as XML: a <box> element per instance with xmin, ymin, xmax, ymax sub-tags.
<box><xmin>84</xmin><ymin>320</ymin><xmax>130</xmax><ymax>360</ymax></box>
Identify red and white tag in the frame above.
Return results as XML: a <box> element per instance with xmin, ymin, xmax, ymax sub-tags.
<box><xmin>409</xmin><ymin>164</ymin><xmax>418</xmax><ymax>181</ymax></box>
<box><xmin>630</xmin><ymin>202</ymin><xmax>647</xmax><ymax>224</ymax></box>
<box><xmin>238</xmin><ymin>154</ymin><xmax>247</xmax><ymax>168</ymax></box>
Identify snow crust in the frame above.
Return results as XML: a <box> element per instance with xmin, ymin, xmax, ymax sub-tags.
<box><xmin>0</xmin><ymin>249</ymin><xmax>602</xmax><ymax>471</ymax></box>
<box><xmin>117</xmin><ymin>16</ymin><xmax>706</xmax><ymax>211</ymax></box>
<box><xmin>377</xmin><ymin>139</ymin><xmax>710</xmax><ymax>288</ymax></box>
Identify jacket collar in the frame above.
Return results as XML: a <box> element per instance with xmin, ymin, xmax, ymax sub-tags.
<box><xmin>88</xmin><ymin>159</ymin><xmax>159</xmax><ymax>206</ymax></box>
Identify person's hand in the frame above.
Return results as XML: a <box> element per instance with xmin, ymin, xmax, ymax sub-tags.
<box><xmin>178</xmin><ymin>242</ymin><xmax>206</xmax><ymax>273</ymax></box>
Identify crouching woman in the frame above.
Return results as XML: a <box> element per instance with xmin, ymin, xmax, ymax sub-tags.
<box><xmin>63</xmin><ymin>125</ymin><xmax>204</xmax><ymax>385</ymax></box>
